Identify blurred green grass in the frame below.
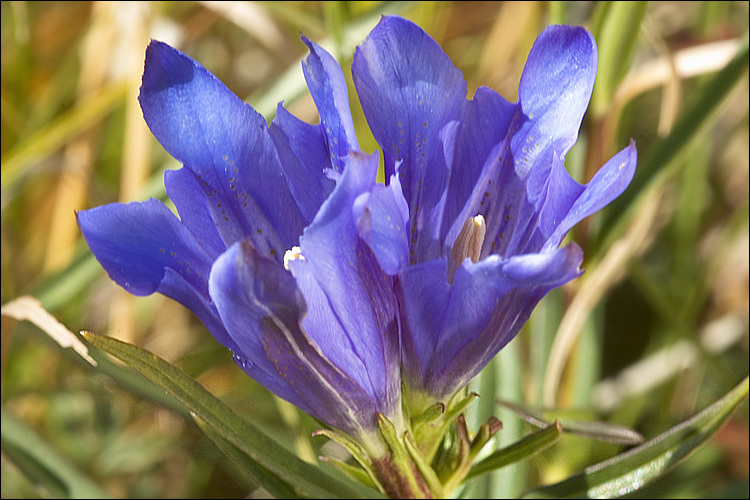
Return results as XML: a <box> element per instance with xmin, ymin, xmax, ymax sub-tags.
<box><xmin>1</xmin><ymin>1</ymin><xmax>748</xmax><ymax>498</ymax></box>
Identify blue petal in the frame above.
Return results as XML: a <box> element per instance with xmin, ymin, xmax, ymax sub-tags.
<box><xmin>301</xmin><ymin>35</ymin><xmax>360</xmax><ymax>172</ymax></box>
<box><xmin>399</xmin><ymin>244</ymin><xmax>583</xmax><ymax>399</ymax></box>
<box><xmin>269</xmin><ymin>103</ymin><xmax>336</xmax><ymax>223</ymax></box>
<box><xmin>440</xmin><ymin>87</ymin><xmax>516</xmax><ymax>246</ymax></box>
<box><xmin>290</xmin><ymin>151</ymin><xmax>401</xmax><ymax>407</ymax></box>
<box><xmin>446</xmin><ymin>138</ymin><xmax>544</xmax><ymax>261</ymax></box>
<box><xmin>209</xmin><ymin>239</ymin><xmax>385</xmax><ymax>434</ymax></box>
<box><xmin>546</xmin><ymin>140</ymin><xmax>638</xmax><ymax>247</ymax></box>
<box><xmin>516</xmin><ymin>25</ymin><xmax>597</xmax><ymax>168</ymax></box>
<box><xmin>165</xmin><ymin>167</ymin><xmax>226</xmax><ymax>260</ymax></box>
<box><xmin>139</xmin><ymin>40</ymin><xmax>304</xmax><ymax>258</ymax></box>
<box><xmin>353</xmin><ymin>15</ymin><xmax>466</xmax><ymax>262</ymax></box>
<box><xmin>354</xmin><ymin>173</ymin><xmax>410</xmax><ymax>275</ymax></box>
<box><xmin>77</xmin><ymin>200</ymin><xmax>238</xmax><ymax>352</ymax></box>
<box><xmin>78</xmin><ymin>200</ymin><xmax>213</xmax><ymax>296</ymax></box>
<box><xmin>535</xmin><ymin>152</ymin><xmax>586</xmax><ymax>239</ymax></box>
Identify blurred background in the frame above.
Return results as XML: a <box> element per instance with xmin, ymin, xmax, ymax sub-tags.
<box><xmin>1</xmin><ymin>1</ymin><xmax>748</xmax><ymax>498</ymax></box>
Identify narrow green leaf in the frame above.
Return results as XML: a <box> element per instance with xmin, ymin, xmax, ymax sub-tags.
<box><xmin>82</xmin><ymin>331</ymin><xmax>372</xmax><ymax>499</ymax></box>
<box><xmin>465</xmin><ymin>421</ymin><xmax>563</xmax><ymax>481</ymax></box>
<box><xmin>6</xmin><ymin>304</ymin><xmax>192</xmax><ymax>420</ymax></box>
<box><xmin>526</xmin><ymin>377</ymin><xmax>749</xmax><ymax>498</ymax></box>
<box><xmin>497</xmin><ymin>400</ymin><xmax>644</xmax><ymax>446</ymax></box>
<box><xmin>319</xmin><ymin>456</ymin><xmax>378</xmax><ymax>491</ymax></box>
<box><xmin>313</xmin><ymin>427</ymin><xmax>386</xmax><ymax>495</ymax></box>
<box><xmin>193</xmin><ymin>414</ymin><xmax>301</xmax><ymax>499</ymax></box>
<box><xmin>1</xmin><ymin>407</ymin><xmax>111</xmax><ymax>499</ymax></box>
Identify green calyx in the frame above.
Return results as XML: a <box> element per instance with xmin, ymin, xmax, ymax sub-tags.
<box><xmin>314</xmin><ymin>394</ymin><xmax>503</xmax><ymax>498</ymax></box>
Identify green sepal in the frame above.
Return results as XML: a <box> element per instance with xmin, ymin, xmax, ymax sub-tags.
<box><xmin>468</xmin><ymin>416</ymin><xmax>503</xmax><ymax>462</ymax></box>
<box><xmin>465</xmin><ymin>420</ymin><xmax>563</xmax><ymax>481</ymax></box>
<box><xmin>411</xmin><ymin>402</ymin><xmax>446</xmax><ymax>429</ymax></box>
<box><xmin>403</xmin><ymin>431</ymin><xmax>444</xmax><ymax>498</ymax></box>
<box><xmin>437</xmin><ymin>414</ymin><xmax>474</xmax><ymax>493</ymax></box>
<box><xmin>412</xmin><ymin>392</ymin><xmax>478</xmax><ymax>461</ymax></box>
<box><xmin>376</xmin><ymin>413</ymin><xmax>426</xmax><ymax>497</ymax></box>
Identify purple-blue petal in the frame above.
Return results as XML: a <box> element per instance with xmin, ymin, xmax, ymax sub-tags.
<box><xmin>517</xmin><ymin>25</ymin><xmax>597</xmax><ymax>163</ymax></box>
<box><xmin>354</xmin><ymin>173</ymin><xmax>410</xmax><ymax>275</ymax></box>
<box><xmin>165</xmin><ymin>166</ymin><xmax>226</xmax><ymax>260</ymax></box>
<box><xmin>290</xmin><ymin>151</ymin><xmax>401</xmax><ymax>407</ymax></box>
<box><xmin>76</xmin><ymin>200</ymin><xmax>238</xmax><ymax>352</ymax></box>
<box><xmin>269</xmin><ymin>103</ymin><xmax>336</xmax><ymax>223</ymax></box>
<box><xmin>301</xmin><ymin>35</ymin><xmax>360</xmax><ymax>172</ymax></box>
<box><xmin>535</xmin><ymin>152</ymin><xmax>586</xmax><ymax>239</ymax></box>
<box><xmin>209</xmin><ymin>239</ymin><xmax>386</xmax><ymax>434</ymax></box>
<box><xmin>353</xmin><ymin>15</ymin><xmax>466</xmax><ymax>262</ymax></box>
<box><xmin>440</xmin><ymin>87</ymin><xmax>516</xmax><ymax>246</ymax></box>
<box><xmin>77</xmin><ymin>200</ymin><xmax>213</xmax><ymax>296</ymax></box>
<box><xmin>546</xmin><ymin>140</ymin><xmax>638</xmax><ymax>248</ymax></box>
<box><xmin>398</xmin><ymin>244</ymin><xmax>583</xmax><ymax>399</ymax></box>
<box><xmin>209</xmin><ymin>241</ymin><xmax>341</xmax><ymax>423</ymax></box>
<box><xmin>139</xmin><ymin>40</ymin><xmax>304</xmax><ymax>257</ymax></box>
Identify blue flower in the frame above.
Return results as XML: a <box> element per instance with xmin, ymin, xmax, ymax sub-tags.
<box><xmin>349</xmin><ymin>17</ymin><xmax>637</xmax><ymax>409</ymax></box>
<box><xmin>77</xmin><ymin>37</ymin><xmax>401</xmax><ymax>441</ymax></box>
<box><xmin>78</xmin><ymin>14</ymin><xmax>636</xmax><ymax>453</ymax></box>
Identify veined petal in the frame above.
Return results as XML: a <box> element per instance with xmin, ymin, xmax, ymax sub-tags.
<box><xmin>289</xmin><ymin>151</ymin><xmax>401</xmax><ymax>411</ymax></box>
<box><xmin>301</xmin><ymin>35</ymin><xmax>359</xmax><ymax>172</ymax></box>
<box><xmin>139</xmin><ymin>40</ymin><xmax>304</xmax><ymax>257</ymax></box>
<box><xmin>440</xmin><ymin>86</ymin><xmax>516</xmax><ymax>246</ymax></box>
<box><xmin>269</xmin><ymin>103</ymin><xmax>337</xmax><ymax>223</ymax></box>
<box><xmin>209</xmin><ymin>240</ymin><xmax>379</xmax><ymax>433</ymax></box>
<box><xmin>446</xmin><ymin>137</ymin><xmax>543</xmax><ymax>261</ymax></box>
<box><xmin>399</xmin><ymin>244</ymin><xmax>583</xmax><ymax>399</ymax></box>
<box><xmin>546</xmin><ymin>140</ymin><xmax>638</xmax><ymax>248</ymax></box>
<box><xmin>354</xmin><ymin>173</ymin><xmax>410</xmax><ymax>275</ymax></box>
<box><xmin>353</xmin><ymin>15</ymin><xmax>466</xmax><ymax>262</ymax></box>
<box><xmin>165</xmin><ymin>166</ymin><xmax>226</xmax><ymax>260</ymax></box>
<box><xmin>516</xmin><ymin>25</ymin><xmax>597</xmax><ymax>167</ymax></box>
<box><xmin>76</xmin><ymin>200</ymin><xmax>237</xmax><ymax>351</ymax></box>
<box><xmin>535</xmin><ymin>151</ymin><xmax>586</xmax><ymax>239</ymax></box>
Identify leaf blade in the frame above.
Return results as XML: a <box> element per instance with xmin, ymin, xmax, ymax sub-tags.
<box><xmin>525</xmin><ymin>377</ymin><xmax>749</xmax><ymax>498</ymax></box>
<box><xmin>82</xmin><ymin>331</ymin><xmax>375</xmax><ymax>499</ymax></box>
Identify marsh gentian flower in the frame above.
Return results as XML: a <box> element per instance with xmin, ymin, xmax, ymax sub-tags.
<box><xmin>77</xmin><ymin>38</ymin><xmax>402</xmax><ymax>444</ymax></box>
<box><xmin>78</xmin><ymin>15</ymin><xmax>637</xmax><ymax>496</ymax></box>
<box><xmin>350</xmin><ymin>17</ymin><xmax>637</xmax><ymax>411</ymax></box>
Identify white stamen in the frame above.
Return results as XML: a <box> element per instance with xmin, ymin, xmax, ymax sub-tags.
<box><xmin>283</xmin><ymin>246</ymin><xmax>305</xmax><ymax>270</ymax></box>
